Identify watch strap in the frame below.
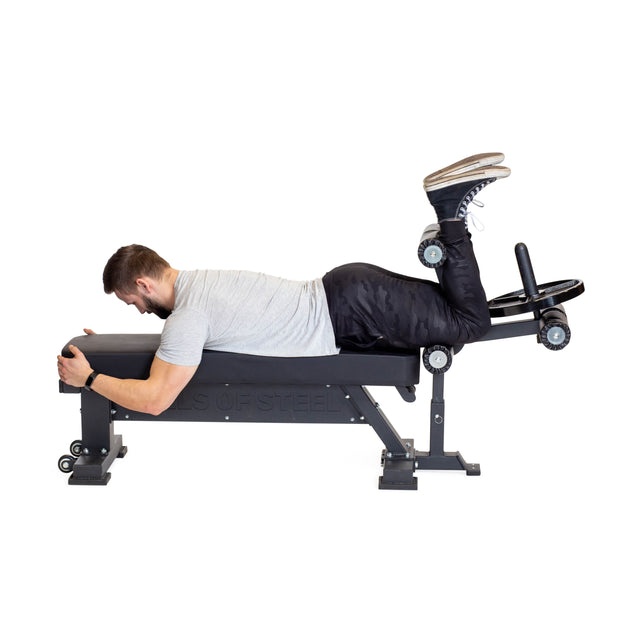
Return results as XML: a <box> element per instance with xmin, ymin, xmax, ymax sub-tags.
<box><xmin>84</xmin><ymin>371</ymin><xmax>99</xmax><ymax>390</ymax></box>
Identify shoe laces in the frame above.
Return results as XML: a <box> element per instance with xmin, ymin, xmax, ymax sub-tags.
<box><xmin>457</xmin><ymin>178</ymin><xmax>496</xmax><ymax>230</ymax></box>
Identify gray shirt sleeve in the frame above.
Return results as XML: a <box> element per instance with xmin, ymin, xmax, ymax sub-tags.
<box><xmin>156</xmin><ymin>308</ymin><xmax>210</xmax><ymax>366</ymax></box>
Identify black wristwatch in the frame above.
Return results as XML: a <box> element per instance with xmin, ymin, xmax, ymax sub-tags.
<box><xmin>84</xmin><ymin>371</ymin><xmax>99</xmax><ymax>390</ymax></box>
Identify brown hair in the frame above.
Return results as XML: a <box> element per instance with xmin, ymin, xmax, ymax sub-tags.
<box><xmin>103</xmin><ymin>245</ymin><xmax>171</xmax><ymax>294</ymax></box>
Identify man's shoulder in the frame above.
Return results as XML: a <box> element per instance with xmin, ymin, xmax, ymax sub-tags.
<box><xmin>163</xmin><ymin>307</ymin><xmax>209</xmax><ymax>331</ymax></box>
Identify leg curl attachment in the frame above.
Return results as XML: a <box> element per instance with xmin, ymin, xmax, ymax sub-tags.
<box><xmin>417</xmin><ymin>223</ymin><xmax>447</xmax><ymax>268</ymax></box>
<box><xmin>538</xmin><ymin>305</ymin><xmax>571</xmax><ymax>350</ymax></box>
<box><xmin>423</xmin><ymin>344</ymin><xmax>453</xmax><ymax>374</ymax></box>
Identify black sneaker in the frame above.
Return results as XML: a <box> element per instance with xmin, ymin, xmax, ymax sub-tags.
<box><xmin>424</xmin><ymin>162</ymin><xmax>510</xmax><ymax>224</ymax></box>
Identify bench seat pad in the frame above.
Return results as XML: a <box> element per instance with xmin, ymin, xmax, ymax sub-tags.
<box><xmin>61</xmin><ymin>334</ymin><xmax>420</xmax><ymax>387</ymax></box>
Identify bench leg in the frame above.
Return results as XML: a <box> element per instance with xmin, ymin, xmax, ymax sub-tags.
<box><xmin>414</xmin><ymin>374</ymin><xmax>480</xmax><ymax>475</ymax></box>
<box><xmin>378</xmin><ymin>373</ymin><xmax>482</xmax><ymax>489</ymax></box>
<box><xmin>379</xmin><ymin>438</ymin><xmax>418</xmax><ymax>490</ymax></box>
<box><xmin>341</xmin><ymin>385</ymin><xmax>417</xmax><ymax>490</ymax></box>
<box><xmin>68</xmin><ymin>391</ymin><xmax>126</xmax><ymax>486</ymax></box>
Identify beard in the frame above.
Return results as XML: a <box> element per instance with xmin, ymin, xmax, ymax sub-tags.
<box><xmin>142</xmin><ymin>295</ymin><xmax>172</xmax><ymax>319</ymax></box>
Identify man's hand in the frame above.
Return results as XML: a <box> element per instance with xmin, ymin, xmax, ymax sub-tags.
<box><xmin>57</xmin><ymin>328</ymin><xmax>198</xmax><ymax>414</ymax></box>
<box><xmin>57</xmin><ymin>345</ymin><xmax>93</xmax><ymax>388</ymax></box>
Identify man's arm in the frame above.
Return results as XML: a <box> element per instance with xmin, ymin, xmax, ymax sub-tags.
<box><xmin>58</xmin><ymin>345</ymin><xmax>198</xmax><ymax>416</ymax></box>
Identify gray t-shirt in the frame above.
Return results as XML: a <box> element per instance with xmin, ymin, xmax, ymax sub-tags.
<box><xmin>156</xmin><ymin>270</ymin><xmax>340</xmax><ymax>365</ymax></box>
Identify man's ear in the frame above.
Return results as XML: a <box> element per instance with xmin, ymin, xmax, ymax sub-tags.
<box><xmin>135</xmin><ymin>277</ymin><xmax>153</xmax><ymax>295</ymax></box>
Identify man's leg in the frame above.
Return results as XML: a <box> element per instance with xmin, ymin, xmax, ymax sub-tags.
<box><xmin>431</xmin><ymin>219</ymin><xmax>491</xmax><ymax>343</ymax></box>
<box><xmin>322</xmin><ymin>154</ymin><xmax>509</xmax><ymax>350</ymax></box>
<box><xmin>322</xmin><ymin>224</ymin><xmax>489</xmax><ymax>350</ymax></box>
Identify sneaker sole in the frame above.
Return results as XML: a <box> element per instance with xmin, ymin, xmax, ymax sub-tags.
<box><xmin>424</xmin><ymin>166</ymin><xmax>511</xmax><ymax>192</ymax></box>
<box><xmin>424</xmin><ymin>152</ymin><xmax>505</xmax><ymax>185</ymax></box>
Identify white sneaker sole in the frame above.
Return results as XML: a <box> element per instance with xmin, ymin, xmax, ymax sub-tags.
<box><xmin>424</xmin><ymin>152</ymin><xmax>505</xmax><ymax>185</ymax></box>
<box><xmin>424</xmin><ymin>166</ymin><xmax>511</xmax><ymax>192</ymax></box>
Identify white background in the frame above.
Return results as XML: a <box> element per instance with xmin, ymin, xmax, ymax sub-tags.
<box><xmin>1</xmin><ymin>1</ymin><xmax>637</xmax><ymax>638</ymax></box>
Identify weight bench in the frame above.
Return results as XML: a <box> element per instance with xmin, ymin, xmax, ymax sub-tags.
<box><xmin>57</xmin><ymin>243</ymin><xmax>585</xmax><ymax>489</ymax></box>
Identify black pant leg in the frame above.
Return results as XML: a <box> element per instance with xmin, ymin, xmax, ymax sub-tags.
<box><xmin>322</xmin><ymin>223</ymin><xmax>490</xmax><ymax>350</ymax></box>
<box><xmin>434</xmin><ymin>219</ymin><xmax>491</xmax><ymax>342</ymax></box>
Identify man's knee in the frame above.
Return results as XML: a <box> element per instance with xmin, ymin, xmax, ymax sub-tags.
<box><xmin>453</xmin><ymin>306</ymin><xmax>491</xmax><ymax>345</ymax></box>
<box><xmin>466</xmin><ymin>307</ymin><xmax>491</xmax><ymax>342</ymax></box>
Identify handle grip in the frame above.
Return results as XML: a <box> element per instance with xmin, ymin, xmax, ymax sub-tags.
<box><xmin>515</xmin><ymin>243</ymin><xmax>539</xmax><ymax>298</ymax></box>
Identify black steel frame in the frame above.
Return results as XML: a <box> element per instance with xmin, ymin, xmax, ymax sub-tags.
<box><xmin>378</xmin><ymin>317</ymin><xmax>542</xmax><ymax>489</ymax></box>
<box><xmin>63</xmin><ymin>315</ymin><xmax>544</xmax><ymax>489</ymax></box>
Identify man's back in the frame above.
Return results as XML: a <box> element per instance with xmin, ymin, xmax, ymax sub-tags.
<box><xmin>156</xmin><ymin>270</ymin><xmax>340</xmax><ymax>365</ymax></box>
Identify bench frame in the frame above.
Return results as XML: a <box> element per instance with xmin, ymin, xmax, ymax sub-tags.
<box><xmin>59</xmin><ymin>316</ymin><xmax>543</xmax><ymax>489</ymax></box>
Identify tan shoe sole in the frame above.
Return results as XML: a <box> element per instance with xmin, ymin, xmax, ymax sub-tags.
<box><xmin>424</xmin><ymin>165</ymin><xmax>511</xmax><ymax>192</ymax></box>
<box><xmin>424</xmin><ymin>152</ymin><xmax>505</xmax><ymax>186</ymax></box>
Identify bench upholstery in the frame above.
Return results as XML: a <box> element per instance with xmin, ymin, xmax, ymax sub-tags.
<box><xmin>60</xmin><ymin>334</ymin><xmax>421</xmax><ymax>388</ymax></box>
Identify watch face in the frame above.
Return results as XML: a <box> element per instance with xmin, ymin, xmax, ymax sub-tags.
<box><xmin>86</xmin><ymin>372</ymin><xmax>96</xmax><ymax>388</ymax></box>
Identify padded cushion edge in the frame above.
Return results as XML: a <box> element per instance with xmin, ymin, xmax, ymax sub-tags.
<box><xmin>61</xmin><ymin>334</ymin><xmax>420</xmax><ymax>387</ymax></box>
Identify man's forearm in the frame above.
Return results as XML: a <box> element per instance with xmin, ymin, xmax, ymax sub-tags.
<box><xmin>90</xmin><ymin>374</ymin><xmax>161</xmax><ymax>415</ymax></box>
<box><xmin>59</xmin><ymin>345</ymin><xmax>192</xmax><ymax>416</ymax></box>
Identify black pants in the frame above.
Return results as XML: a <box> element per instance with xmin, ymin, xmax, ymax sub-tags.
<box><xmin>322</xmin><ymin>220</ymin><xmax>491</xmax><ymax>350</ymax></box>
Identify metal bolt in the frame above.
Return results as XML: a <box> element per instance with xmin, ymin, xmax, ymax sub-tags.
<box><xmin>435</xmin><ymin>414</ymin><xmax>443</xmax><ymax>424</ymax></box>
<box><xmin>415</xmin><ymin>462</ymin><xmax>419</xmax><ymax>469</ymax></box>
<box><xmin>345</xmin><ymin>394</ymin><xmax>350</xmax><ymax>399</ymax></box>
<box><xmin>101</xmin><ymin>448</ymin><xmax>107</xmax><ymax>455</ymax></box>
<box><xmin>387</xmin><ymin>452</ymin><xmax>393</xmax><ymax>458</ymax></box>
<box><xmin>125</xmin><ymin>414</ymin><xmax>130</xmax><ymax>419</ymax></box>
<box><xmin>83</xmin><ymin>448</ymin><xmax>89</xmax><ymax>455</ymax></box>
<box><xmin>350</xmin><ymin>417</ymin><xmax>355</xmax><ymax>422</ymax></box>
<box><xmin>111</xmin><ymin>409</ymin><xmax>117</xmax><ymax>415</ymax></box>
<box><xmin>326</xmin><ymin>385</ymin><xmax>331</xmax><ymax>388</ymax></box>
<box><xmin>225</xmin><ymin>416</ymin><xmax>230</xmax><ymax>420</ymax></box>
<box><xmin>359</xmin><ymin>416</ymin><xmax>365</xmax><ymax>421</ymax></box>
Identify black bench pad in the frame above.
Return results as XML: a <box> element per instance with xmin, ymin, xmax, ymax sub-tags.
<box><xmin>60</xmin><ymin>334</ymin><xmax>420</xmax><ymax>388</ymax></box>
